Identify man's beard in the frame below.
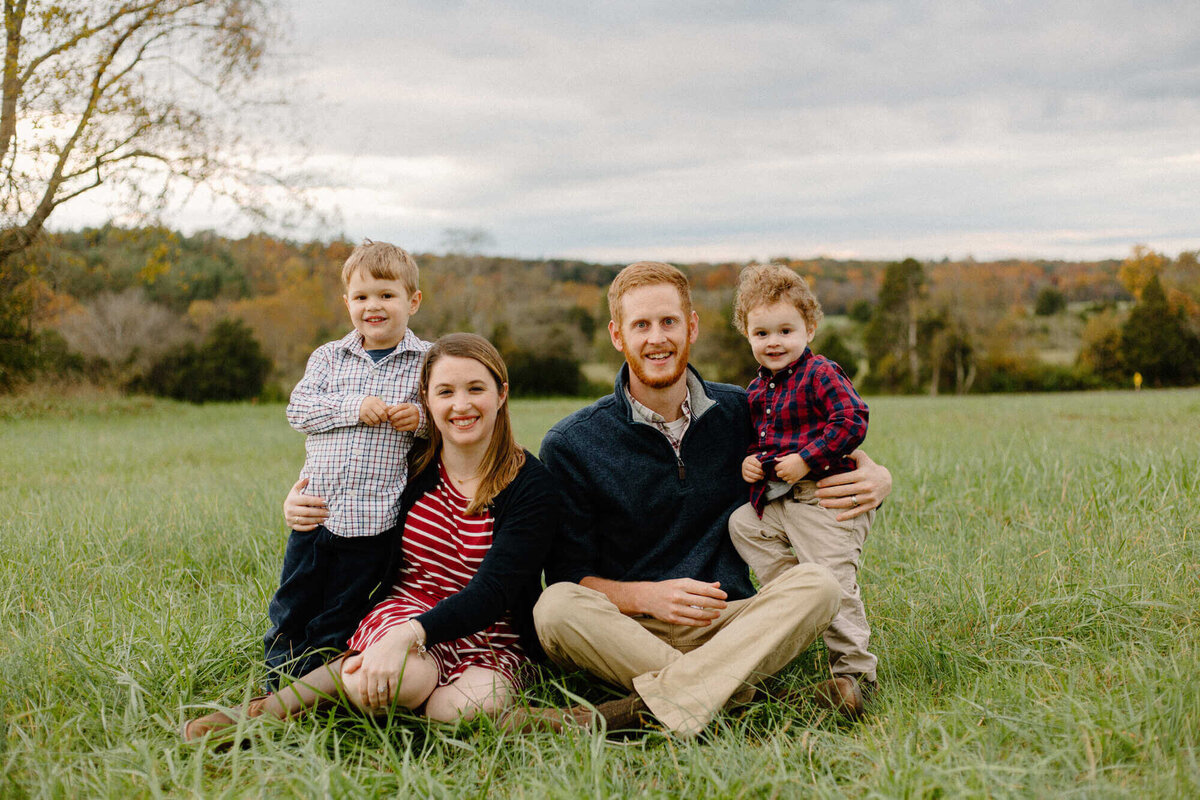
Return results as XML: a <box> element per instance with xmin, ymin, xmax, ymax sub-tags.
<box><xmin>625</xmin><ymin>337</ymin><xmax>691</xmax><ymax>389</ymax></box>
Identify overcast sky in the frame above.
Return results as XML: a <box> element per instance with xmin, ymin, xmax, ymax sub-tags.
<box><xmin>59</xmin><ymin>1</ymin><xmax>1200</xmax><ymax>262</ymax></box>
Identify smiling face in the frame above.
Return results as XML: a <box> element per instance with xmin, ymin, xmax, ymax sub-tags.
<box><xmin>343</xmin><ymin>270</ymin><xmax>421</xmax><ymax>349</ymax></box>
<box><xmin>609</xmin><ymin>282</ymin><xmax>700</xmax><ymax>393</ymax></box>
<box><xmin>425</xmin><ymin>355</ymin><xmax>507</xmax><ymax>453</ymax></box>
<box><xmin>745</xmin><ymin>301</ymin><xmax>815</xmax><ymax>373</ymax></box>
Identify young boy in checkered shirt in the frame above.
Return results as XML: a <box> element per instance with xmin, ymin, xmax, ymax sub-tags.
<box><xmin>726</xmin><ymin>263</ymin><xmax>879</xmax><ymax>709</ymax></box>
<box><xmin>264</xmin><ymin>240</ymin><xmax>431</xmax><ymax>686</ymax></box>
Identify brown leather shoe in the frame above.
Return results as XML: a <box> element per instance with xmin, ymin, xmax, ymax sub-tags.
<box><xmin>592</xmin><ymin>694</ymin><xmax>651</xmax><ymax>731</ymax></box>
<box><xmin>811</xmin><ymin>676</ymin><xmax>864</xmax><ymax>720</ymax></box>
<box><xmin>181</xmin><ymin>695</ymin><xmax>271</xmax><ymax>743</ymax></box>
<box><xmin>500</xmin><ymin>693</ymin><xmax>652</xmax><ymax>734</ymax></box>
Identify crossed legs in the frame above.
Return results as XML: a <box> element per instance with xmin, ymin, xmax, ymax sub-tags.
<box><xmin>184</xmin><ymin>639</ymin><xmax>517</xmax><ymax>742</ymax></box>
<box><xmin>266</xmin><ymin>651</ymin><xmax>516</xmax><ymax>724</ymax></box>
<box><xmin>533</xmin><ymin>562</ymin><xmax>840</xmax><ymax>736</ymax></box>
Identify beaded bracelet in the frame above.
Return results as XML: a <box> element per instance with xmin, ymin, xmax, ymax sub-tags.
<box><xmin>406</xmin><ymin>619</ymin><xmax>427</xmax><ymax>654</ymax></box>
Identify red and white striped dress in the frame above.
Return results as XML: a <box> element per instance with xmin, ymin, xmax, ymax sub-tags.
<box><xmin>347</xmin><ymin>464</ymin><xmax>528</xmax><ymax>688</ymax></box>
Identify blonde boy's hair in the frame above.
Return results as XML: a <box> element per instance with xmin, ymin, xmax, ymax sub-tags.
<box><xmin>607</xmin><ymin>261</ymin><xmax>694</xmax><ymax>326</ymax></box>
<box><xmin>341</xmin><ymin>239</ymin><xmax>420</xmax><ymax>296</ymax></box>
<box><xmin>732</xmin><ymin>263</ymin><xmax>823</xmax><ymax>335</ymax></box>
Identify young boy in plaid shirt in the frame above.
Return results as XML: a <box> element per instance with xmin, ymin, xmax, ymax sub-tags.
<box><xmin>726</xmin><ymin>263</ymin><xmax>878</xmax><ymax>714</ymax></box>
<box><xmin>264</xmin><ymin>240</ymin><xmax>431</xmax><ymax>686</ymax></box>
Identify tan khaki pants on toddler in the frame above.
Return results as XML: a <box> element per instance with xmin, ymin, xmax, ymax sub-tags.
<box><xmin>533</xmin><ymin>562</ymin><xmax>840</xmax><ymax>736</ymax></box>
<box><xmin>728</xmin><ymin>479</ymin><xmax>877</xmax><ymax>683</ymax></box>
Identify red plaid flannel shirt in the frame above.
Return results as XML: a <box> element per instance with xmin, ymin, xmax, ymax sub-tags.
<box><xmin>747</xmin><ymin>348</ymin><xmax>868</xmax><ymax>515</ymax></box>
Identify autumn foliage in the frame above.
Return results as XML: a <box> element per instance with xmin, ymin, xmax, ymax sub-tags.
<box><xmin>4</xmin><ymin>227</ymin><xmax>1198</xmax><ymax>397</ymax></box>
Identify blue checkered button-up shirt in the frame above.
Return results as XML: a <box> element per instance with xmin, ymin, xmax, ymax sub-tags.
<box><xmin>287</xmin><ymin>328</ymin><xmax>431</xmax><ymax>537</ymax></box>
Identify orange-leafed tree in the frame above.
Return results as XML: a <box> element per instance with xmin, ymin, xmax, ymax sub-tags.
<box><xmin>1118</xmin><ymin>245</ymin><xmax>1168</xmax><ymax>301</ymax></box>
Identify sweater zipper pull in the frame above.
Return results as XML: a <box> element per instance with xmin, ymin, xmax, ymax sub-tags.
<box><xmin>677</xmin><ymin>458</ymin><xmax>686</xmax><ymax>480</ymax></box>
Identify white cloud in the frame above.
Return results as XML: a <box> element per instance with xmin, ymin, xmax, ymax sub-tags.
<box><xmin>58</xmin><ymin>0</ymin><xmax>1199</xmax><ymax>262</ymax></box>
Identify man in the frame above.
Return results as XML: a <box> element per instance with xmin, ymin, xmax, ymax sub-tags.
<box><xmin>521</xmin><ymin>262</ymin><xmax>892</xmax><ymax>736</ymax></box>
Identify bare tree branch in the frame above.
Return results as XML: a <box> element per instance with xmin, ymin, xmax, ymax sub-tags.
<box><xmin>0</xmin><ymin>1</ymin><xmax>293</xmax><ymax>269</ymax></box>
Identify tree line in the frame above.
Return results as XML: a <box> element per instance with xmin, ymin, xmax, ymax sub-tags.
<box><xmin>2</xmin><ymin>226</ymin><xmax>1197</xmax><ymax>400</ymax></box>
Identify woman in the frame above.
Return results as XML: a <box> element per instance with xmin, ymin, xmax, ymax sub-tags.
<box><xmin>183</xmin><ymin>334</ymin><xmax>559</xmax><ymax>739</ymax></box>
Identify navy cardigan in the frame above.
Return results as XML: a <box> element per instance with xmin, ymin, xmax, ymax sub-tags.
<box><xmin>384</xmin><ymin>450</ymin><xmax>559</xmax><ymax>662</ymax></box>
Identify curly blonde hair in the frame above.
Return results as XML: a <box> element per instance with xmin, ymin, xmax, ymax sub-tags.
<box><xmin>732</xmin><ymin>263</ymin><xmax>823</xmax><ymax>335</ymax></box>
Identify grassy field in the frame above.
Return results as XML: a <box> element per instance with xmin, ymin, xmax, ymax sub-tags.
<box><xmin>1</xmin><ymin>388</ymin><xmax>1197</xmax><ymax>798</ymax></box>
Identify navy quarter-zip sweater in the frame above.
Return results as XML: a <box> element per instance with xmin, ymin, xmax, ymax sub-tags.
<box><xmin>540</xmin><ymin>364</ymin><xmax>756</xmax><ymax>601</ymax></box>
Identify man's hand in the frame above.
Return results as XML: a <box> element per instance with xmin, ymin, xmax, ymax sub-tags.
<box><xmin>283</xmin><ymin>478</ymin><xmax>329</xmax><ymax>531</ymax></box>
<box><xmin>815</xmin><ymin>449</ymin><xmax>892</xmax><ymax>521</ymax></box>
<box><xmin>386</xmin><ymin>402</ymin><xmax>420</xmax><ymax>432</ymax></box>
<box><xmin>633</xmin><ymin>579</ymin><xmax>728</xmax><ymax>626</ymax></box>
<box><xmin>741</xmin><ymin>455</ymin><xmax>765</xmax><ymax>483</ymax></box>
<box><xmin>775</xmin><ymin>453</ymin><xmax>810</xmax><ymax>484</ymax></box>
<box><xmin>359</xmin><ymin>396</ymin><xmax>388</xmax><ymax>426</ymax></box>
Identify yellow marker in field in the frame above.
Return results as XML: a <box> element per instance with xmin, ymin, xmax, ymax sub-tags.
<box><xmin>1134</xmin><ymin>372</ymin><xmax>1143</xmax><ymax>391</ymax></box>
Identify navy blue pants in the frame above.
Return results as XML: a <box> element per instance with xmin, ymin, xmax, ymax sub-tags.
<box><xmin>263</xmin><ymin>525</ymin><xmax>395</xmax><ymax>688</ymax></box>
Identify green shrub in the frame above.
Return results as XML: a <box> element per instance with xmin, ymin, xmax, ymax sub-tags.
<box><xmin>972</xmin><ymin>359</ymin><xmax>1101</xmax><ymax>393</ymax></box>
<box><xmin>138</xmin><ymin>318</ymin><xmax>271</xmax><ymax>402</ymax></box>
<box><xmin>503</xmin><ymin>349</ymin><xmax>586</xmax><ymax>397</ymax></box>
<box><xmin>813</xmin><ymin>329</ymin><xmax>860</xmax><ymax>379</ymax></box>
<box><xmin>1034</xmin><ymin>287</ymin><xmax>1067</xmax><ymax>316</ymax></box>
<box><xmin>848</xmin><ymin>298</ymin><xmax>874</xmax><ymax>323</ymax></box>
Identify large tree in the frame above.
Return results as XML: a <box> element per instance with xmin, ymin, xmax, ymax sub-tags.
<box><xmin>1</xmin><ymin>0</ymin><xmax>280</xmax><ymax>267</ymax></box>
<box><xmin>1120</xmin><ymin>274</ymin><xmax>1200</xmax><ymax>387</ymax></box>
<box><xmin>1</xmin><ymin>0</ymin><xmax>281</xmax><ymax>388</ymax></box>
<box><xmin>864</xmin><ymin>257</ymin><xmax>926</xmax><ymax>392</ymax></box>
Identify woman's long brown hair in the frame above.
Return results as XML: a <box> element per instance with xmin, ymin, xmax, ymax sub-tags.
<box><xmin>411</xmin><ymin>333</ymin><xmax>525</xmax><ymax>514</ymax></box>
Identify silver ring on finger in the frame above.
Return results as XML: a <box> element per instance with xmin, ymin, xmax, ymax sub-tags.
<box><xmin>377</xmin><ymin>683</ymin><xmax>387</xmax><ymax>694</ymax></box>
<box><xmin>850</xmin><ymin>494</ymin><xmax>860</xmax><ymax>507</ymax></box>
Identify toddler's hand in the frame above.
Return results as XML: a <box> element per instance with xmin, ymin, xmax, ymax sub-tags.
<box><xmin>359</xmin><ymin>396</ymin><xmax>388</xmax><ymax>426</ymax></box>
<box><xmin>775</xmin><ymin>453</ymin><xmax>810</xmax><ymax>484</ymax></box>
<box><xmin>387</xmin><ymin>402</ymin><xmax>420</xmax><ymax>432</ymax></box>
<box><xmin>741</xmin><ymin>455</ymin><xmax>765</xmax><ymax>483</ymax></box>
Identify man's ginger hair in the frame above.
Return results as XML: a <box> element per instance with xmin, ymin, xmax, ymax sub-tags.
<box><xmin>608</xmin><ymin>261</ymin><xmax>694</xmax><ymax>326</ymax></box>
<box><xmin>341</xmin><ymin>239</ymin><xmax>420</xmax><ymax>296</ymax></box>
<box><xmin>732</xmin><ymin>263</ymin><xmax>823</xmax><ymax>335</ymax></box>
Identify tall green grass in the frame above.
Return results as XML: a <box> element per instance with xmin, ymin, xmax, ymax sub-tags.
<box><xmin>2</xmin><ymin>389</ymin><xmax>1197</xmax><ymax>797</ymax></box>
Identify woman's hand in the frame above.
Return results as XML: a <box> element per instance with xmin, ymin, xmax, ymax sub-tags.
<box><xmin>342</xmin><ymin>625</ymin><xmax>421</xmax><ymax>709</ymax></box>
<box><xmin>283</xmin><ymin>478</ymin><xmax>329</xmax><ymax>531</ymax></box>
<box><xmin>814</xmin><ymin>449</ymin><xmax>892</xmax><ymax>521</ymax></box>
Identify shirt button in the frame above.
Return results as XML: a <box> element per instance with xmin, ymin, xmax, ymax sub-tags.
<box><xmin>768</xmin><ymin>383</ymin><xmax>775</xmax><ymax>388</ymax></box>
<box><xmin>766</xmin><ymin>408</ymin><xmax>771</xmax><ymax>414</ymax></box>
<box><xmin>759</xmin><ymin>432</ymin><xmax>765</xmax><ymax>437</ymax></box>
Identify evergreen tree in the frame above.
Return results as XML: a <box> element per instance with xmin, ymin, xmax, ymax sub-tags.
<box><xmin>813</xmin><ymin>330</ymin><xmax>859</xmax><ymax>379</ymax></box>
<box><xmin>1119</xmin><ymin>275</ymin><xmax>1200</xmax><ymax>386</ymax></box>
<box><xmin>864</xmin><ymin>258</ymin><xmax>925</xmax><ymax>392</ymax></box>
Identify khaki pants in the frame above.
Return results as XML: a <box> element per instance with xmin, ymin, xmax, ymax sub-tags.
<box><xmin>728</xmin><ymin>480</ymin><xmax>877</xmax><ymax>682</ymax></box>
<box><xmin>533</xmin><ymin>563</ymin><xmax>840</xmax><ymax>736</ymax></box>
